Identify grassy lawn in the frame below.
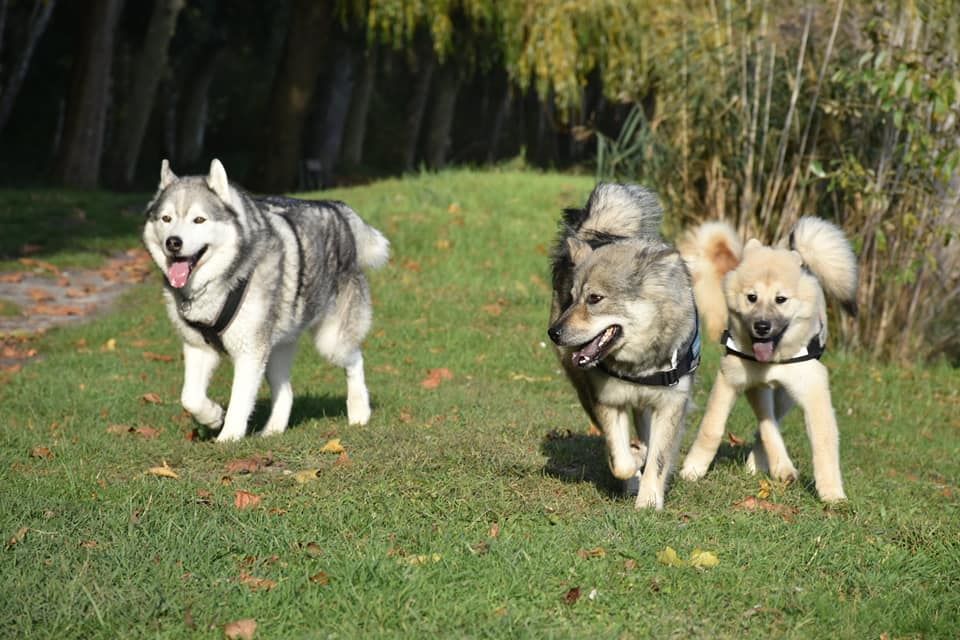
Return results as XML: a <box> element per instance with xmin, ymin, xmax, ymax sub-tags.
<box><xmin>1</xmin><ymin>170</ymin><xmax>957</xmax><ymax>638</ymax></box>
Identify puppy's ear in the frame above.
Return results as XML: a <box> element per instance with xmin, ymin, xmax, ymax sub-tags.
<box><xmin>566</xmin><ymin>237</ymin><xmax>593</xmax><ymax>265</ymax></box>
<box><xmin>788</xmin><ymin>250</ymin><xmax>804</xmax><ymax>267</ymax></box>
<box><xmin>743</xmin><ymin>238</ymin><xmax>763</xmax><ymax>253</ymax></box>
<box><xmin>206</xmin><ymin>159</ymin><xmax>230</xmax><ymax>201</ymax></box>
<box><xmin>159</xmin><ymin>159</ymin><xmax>177</xmax><ymax>190</ymax></box>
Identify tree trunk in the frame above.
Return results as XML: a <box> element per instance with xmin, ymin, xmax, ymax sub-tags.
<box><xmin>52</xmin><ymin>0</ymin><xmax>124</xmax><ymax>188</ymax></box>
<box><xmin>247</xmin><ymin>0</ymin><xmax>333</xmax><ymax>193</ymax></box>
<box><xmin>0</xmin><ymin>0</ymin><xmax>57</xmax><ymax>134</ymax></box>
<box><xmin>305</xmin><ymin>39</ymin><xmax>357</xmax><ymax>187</ymax></box>
<box><xmin>486</xmin><ymin>72</ymin><xmax>511</xmax><ymax>164</ymax></box>
<box><xmin>424</xmin><ymin>62</ymin><xmax>459</xmax><ymax>170</ymax></box>
<box><xmin>105</xmin><ymin>0</ymin><xmax>185</xmax><ymax>188</ymax></box>
<box><xmin>176</xmin><ymin>44</ymin><xmax>224</xmax><ymax>168</ymax></box>
<box><xmin>340</xmin><ymin>44</ymin><xmax>377</xmax><ymax>170</ymax></box>
<box><xmin>401</xmin><ymin>44</ymin><xmax>435</xmax><ymax>172</ymax></box>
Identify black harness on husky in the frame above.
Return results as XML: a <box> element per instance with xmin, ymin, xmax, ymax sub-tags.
<box><xmin>597</xmin><ymin>314</ymin><xmax>702</xmax><ymax>387</ymax></box>
<box><xmin>721</xmin><ymin>329</ymin><xmax>824</xmax><ymax>364</ymax></box>
<box><xmin>176</xmin><ymin>277</ymin><xmax>250</xmax><ymax>353</ymax></box>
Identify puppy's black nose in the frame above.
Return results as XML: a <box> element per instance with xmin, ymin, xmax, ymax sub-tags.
<box><xmin>165</xmin><ymin>236</ymin><xmax>183</xmax><ymax>254</ymax></box>
<box><xmin>547</xmin><ymin>325</ymin><xmax>563</xmax><ymax>344</ymax></box>
<box><xmin>753</xmin><ymin>320</ymin><xmax>771</xmax><ymax>336</ymax></box>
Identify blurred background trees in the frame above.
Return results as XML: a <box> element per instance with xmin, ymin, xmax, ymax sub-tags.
<box><xmin>0</xmin><ymin>0</ymin><xmax>956</xmax><ymax>361</ymax></box>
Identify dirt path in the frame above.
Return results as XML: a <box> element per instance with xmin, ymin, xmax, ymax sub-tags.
<box><xmin>0</xmin><ymin>249</ymin><xmax>153</xmax><ymax>373</ymax></box>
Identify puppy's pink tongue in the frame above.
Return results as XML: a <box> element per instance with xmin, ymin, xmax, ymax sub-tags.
<box><xmin>752</xmin><ymin>341</ymin><xmax>774</xmax><ymax>362</ymax></box>
<box><xmin>167</xmin><ymin>261</ymin><xmax>190</xmax><ymax>288</ymax></box>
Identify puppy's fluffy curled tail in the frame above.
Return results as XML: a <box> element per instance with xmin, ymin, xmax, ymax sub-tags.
<box><xmin>344</xmin><ymin>207</ymin><xmax>390</xmax><ymax>270</ymax></box>
<box><xmin>785</xmin><ymin>216</ymin><xmax>858</xmax><ymax>316</ymax></box>
<box><xmin>678</xmin><ymin>221</ymin><xmax>742</xmax><ymax>341</ymax></box>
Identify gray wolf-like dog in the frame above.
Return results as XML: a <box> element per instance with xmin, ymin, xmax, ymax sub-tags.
<box><xmin>143</xmin><ymin>159</ymin><xmax>389</xmax><ymax>442</ymax></box>
<box><xmin>548</xmin><ymin>184</ymin><xmax>701</xmax><ymax>509</ymax></box>
<box><xmin>679</xmin><ymin>217</ymin><xmax>857</xmax><ymax>502</ymax></box>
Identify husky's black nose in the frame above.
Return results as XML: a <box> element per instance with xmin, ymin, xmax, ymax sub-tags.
<box><xmin>753</xmin><ymin>320</ymin><xmax>771</xmax><ymax>336</ymax></box>
<box><xmin>547</xmin><ymin>325</ymin><xmax>563</xmax><ymax>344</ymax></box>
<box><xmin>165</xmin><ymin>236</ymin><xmax>183</xmax><ymax>254</ymax></box>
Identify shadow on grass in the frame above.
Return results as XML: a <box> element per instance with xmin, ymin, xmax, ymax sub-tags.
<box><xmin>188</xmin><ymin>393</ymin><xmax>350</xmax><ymax>441</ymax></box>
<box><xmin>540</xmin><ymin>432</ymin><xmax>623</xmax><ymax>498</ymax></box>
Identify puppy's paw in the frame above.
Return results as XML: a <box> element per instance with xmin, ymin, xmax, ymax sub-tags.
<box><xmin>679</xmin><ymin>460</ymin><xmax>708</xmax><ymax>481</ymax></box>
<box><xmin>634</xmin><ymin>486</ymin><xmax>664</xmax><ymax>510</ymax></box>
<box><xmin>770</xmin><ymin>462</ymin><xmax>798</xmax><ymax>484</ymax></box>
<box><xmin>818</xmin><ymin>486</ymin><xmax>847</xmax><ymax>503</ymax></box>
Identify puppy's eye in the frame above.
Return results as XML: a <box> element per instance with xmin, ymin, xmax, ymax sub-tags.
<box><xmin>193</xmin><ymin>216</ymin><xmax>206</xmax><ymax>224</ymax></box>
<box><xmin>775</xmin><ymin>295</ymin><xmax>787</xmax><ymax>304</ymax></box>
<box><xmin>161</xmin><ymin>215</ymin><xmax>172</xmax><ymax>223</ymax></box>
<box><xmin>746</xmin><ymin>293</ymin><xmax>757</xmax><ymax>303</ymax></box>
<box><xmin>586</xmin><ymin>293</ymin><xmax>604</xmax><ymax>305</ymax></box>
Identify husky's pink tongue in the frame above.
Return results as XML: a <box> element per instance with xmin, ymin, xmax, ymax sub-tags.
<box><xmin>752</xmin><ymin>341</ymin><xmax>775</xmax><ymax>362</ymax></box>
<box><xmin>167</xmin><ymin>261</ymin><xmax>191</xmax><ymax>288</ymax></box>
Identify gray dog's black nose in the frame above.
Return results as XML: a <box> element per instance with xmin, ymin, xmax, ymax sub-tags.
<box><xmin>753</xmin><ymin>320</ymin><xmax>771</xmax><ymax>336</ymax></box>
<box><xmin>547</xmin><ymin>325</ymin><xmax>563</xmax><ymax>344</ymax></box>
<box><xmin>165</xmin><ymin>236</ymin><xmax>183</xmax><ymax>253</ymax></box>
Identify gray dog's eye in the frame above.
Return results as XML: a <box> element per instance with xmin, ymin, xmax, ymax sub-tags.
<box><xmin>587</xmin><ymin>293</ymin><xmax>604</xmax><ymax>305</ymax></box>
<box><xmin>193</xmin><ymin>216</ymin><xmax>206</xmax><ymax>224</ymax></box>
<box><xmin>161</xmin><ymin>215</ymin><xmax>172</xmax><ymax>223</ymax></box>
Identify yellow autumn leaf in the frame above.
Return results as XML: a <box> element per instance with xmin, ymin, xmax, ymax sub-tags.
<box><xmin>320</xmin><ymin>438</ymin><xmax>345</xmax><ymax>454</ymax></box>
<box><xmin>757</xmin><ymin>479</ymin><xmax>772</xmax><ymax>499</ymax></box>
<box><xmin>403</xmin><ymin>553</ymin><xmax>442</xmax><ymax>566</ymax></box>
<box><xmin>293</xmin><ymin>469</ymin><xmax>322</xmax><ymax>484</ymax></box>
<box><xmin>146</xmin><ymin>461</ymin><xmax>179</xmax><ymax>479</ymax></box>
<box><xmin>689</xmin><ymin>548</ymin><xmax>720</xmax><ymax>569</ymax></box>
<box><xmin>656</xmin><ymin>546</ymin><xmax>685</xmax><ymax>567</ymax></box>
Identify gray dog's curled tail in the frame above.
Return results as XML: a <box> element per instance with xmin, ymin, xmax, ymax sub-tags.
<box><xmin>563</xmin><ymin>183</ymin><xmax>664</xmax><ymax>244</ymax></box>
<box><xmin>785</xmin><ymin>216</ymin><xmax>859</xmax><ymax>316</ymax></box>
<box><xmin>344</xmin><ymin>207</ymin><xmax>391</xmax><ymax>270</ymax></box>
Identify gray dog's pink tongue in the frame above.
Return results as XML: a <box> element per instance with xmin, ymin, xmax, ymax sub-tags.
<box><xmin>167</xmin><ymin>261</ymin><xmax>191</xmax><ymax>288</ymax></box>
<box><xmin>752</xmin><ymin>341</ymin><xmax>775</xmax><ymax>362</ymax></box>
<box><xmin>572</xmin><ymin>337</ymin><xmax>602</xmax><ymax>367</ymax></box>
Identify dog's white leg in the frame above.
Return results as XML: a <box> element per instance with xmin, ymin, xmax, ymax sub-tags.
<box><xmin>680</xmin><ymin>371</ymin><xmax>738</xmax><ymax>481</ymax></box>
<box><xmin>343</xmin><ymin>349</ymin><xmax>371</xmax><ymax>426</ymax></box>
<box><xmin>262</xmin><ymin>342</ymin><xmax>297</xmax><ymax>436</ymax></box>
<box><xmin>180</xmin><ymin>343</ymin><xmax>224</xmax><ymax>429</ymax></box>
<box><xmin>745</xmin><ymin>387</ymin><xmax>798</xmax><ymax>482</ymax></box>
<box><xmin>596</xmin><ymin>405</ymin><xmax>636</xmax><ymax>481</ymax></box>
<box><xmin>635</xmin><ymin>396</ymin><xmax>687</xmax><ymax>510</ymax></box>
<box><xmin>216</xmin><ymin>355</ymin><xmax>266</xmax><ymax>442</ymax></box>
<box><xmin>781</xmin><ymin>362</ymin><xmax>846</xmax><ymax>502</ymax></box>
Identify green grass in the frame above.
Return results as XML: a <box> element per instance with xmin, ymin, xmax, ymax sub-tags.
<box><xmin>1</xmin><ymin>170</ymin><xmax>958</xmax><ymax>638</ymax></box>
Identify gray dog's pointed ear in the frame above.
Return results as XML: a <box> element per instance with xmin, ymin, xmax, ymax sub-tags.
<box><xmin>159</xmin><ymin>159</ymin><xmax>177</xmax><ymax>189</ymax></box>
<box><xmin>566</xmin><ymin>237</ymin><xmax>593</xmax><ymax>265</ymax></box>
<box><xmin>207</xmin><ymin>158</ymin><xmax>230</xmax><ymax>201</ymax></box>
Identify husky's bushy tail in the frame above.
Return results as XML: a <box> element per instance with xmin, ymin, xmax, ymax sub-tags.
<box><xmin>677</xmin><ymin>221</ymin><xmax>742</xmax><ymax>341</ymax></box>
<box><xmin>342</xmin><ymin>206</ymin><xmax>390</xmax><ymax>270</ymax></box>
<box><xmin>562</xmin><ymin>183</ymin><xmax>663</xmax><ymax>244</ymax></box>
<box><xmin>783</xmin><ymin>216</ymin><xmax>858</xmax><ymax>316</ymax></box>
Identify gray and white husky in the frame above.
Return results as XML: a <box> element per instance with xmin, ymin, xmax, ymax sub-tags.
<box><xmin>143</xmin><ymin>159</ymin><xmax>390</xmax><ymax>442</ymax></box>
<box><xmin>548</xmin><ymin>184</ymin><xmax>700</xmax><ymax>509</ymax></box>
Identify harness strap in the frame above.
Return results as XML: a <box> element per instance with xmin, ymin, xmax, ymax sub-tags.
<box><xmin>180</xmin><ymin>277</ymin><xmax>249</xmax><ymax>353</ymax></box>
<box><xmin>597</xmin><ymin>313</ymin><xmax>701</xmax><ymax>387</ymax></box>
<box><xmin>721</xmin><ymin>329</ymin><xmax>824</xmax><ymax>364</ymax></box>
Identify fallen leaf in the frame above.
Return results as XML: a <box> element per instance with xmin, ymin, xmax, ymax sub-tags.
<box><xmin>224</xmin><ymin>618</ymin><xmax>257</xmax><ymax>640</ymax></box>
<box><xmin>333</xmin><ymin>451</ymin><xmax>351</xmax><ymax>466</ymax></box>
<box><xmin>481</xmin><ymin>303</ymin><xmax>503</xmax><ymax>316</ymax></box>
<box><xmin>102</xmin><ymin>338</ymin><xmax>117</xmax><ymax>351</ymax></box>
<box><xmin>757</xmin><ymin>479</ymin><xmax>772</xmax><ymax>500</ymax></box>
<box><xmin>447</xmin><ymin>202</ymin><xmax>461</xmax><ymax>213</ymax></box>
<box><xmin>106</xmin><ymin>424</ymin><xmax>131</xmax><ymax>435</ymax></box>
<box><xmin>689</xmin><ymin>548</ymin><xmax>719</xmax><ymax>569</ymax></box>
<box><xmin>27</xmin><ymin>288</ymin><xmax>53</xmax><ymax>303</ymax></box>
<box><xmin>420</xmin><ymin>367</ymin><xmax>453</xmax><ymax>389</ymax></box>
<box><xmin>80</xmin><ymin>540</ymin><xmax>98</xmax><ymax>548</ymax></box>
<box><xmin>624</xmin><ymin>559</ymin><xmax>638</xmax><ymax>571</ymax></box>
<box><xmin>141</xmin><ymin>392</ymin><xmax>162</xmax><ymax>404</ymax></box>
<box><xmin>302</xmin><ymin>542</ymin><xmax>323</xmax><ymax>557</ymax></box>
<box><xmin>488</xmin><ymin>522</ymin><xmax>500</xmax><ymax>538</ymax></box>
<box><xmin>29</xmin><ymin>446</ymin><xmax>53</xmax><ymax>459</ymax></box>
<box><xmin>656</xmin><ymin>546</ymin><xmax>686</xmax><ymax>567</ymax></box>
<box><xmin>309</xmin><ymin>571</ymin><xmax>330</xmax><ymax>585</ymax></box>
<box><xmin>143</xmin><ymin>351</ymin><xmax>174</xmax><ymax>362</ymax></box>
<box><xmin>564</xmin><ymin>587</ymin><xmax>581</xmax><ymax>605</ymax></box>
<box><xmin>0</xmin><ymin>272</ymin><xmax>24</xmax><ymax>283</ymax></box>
<box><xmin>29</xmin><ymin>303</ymin><xmax>86</xmax><ymax>316</ymax></box>
<box><xmin>6</xmin><ymin>527</ymin><xmax>28</xmax><ymax>549</ymax></box>
<box><xmin>577</xmin><ymin>547</ymin><xmax>606</xmax><ymax>559</ymax></box>
<box><xmin>147</xmin><ymin>461</ymin><xmax>179</xmax><ymax>479</ymax></box>
<box><xmin>224</xmin><ymin>453</ymin><xmax>273</xmax><ymax>474</ymax></box>
<box><xmin>293</xmin><ymin>469</ymin><xmax>322</xmax><ymax>484</ymax></box>
<box><xmin>320</xmin><ymin>438</ymin><xmax>345</xmax><ymax>454</ymax></box>
<box><xmin>733</xmin><ymin>496</ymin><xmax>799</xmax><ymax>521</ymax></box>
<box><xmin>403</xmin><ymin>553</ymin><xmax>441</xmax><ymax>565</ymax></box>
<box><xmin>727</xmin><ymin>431</ymin><xmax>746</xmax><ymax>446</ymax></box>
<box><xmin>234</xmin><ymin>491</ymin><xmax>261</xmax><ymax>509</ymax></box>
<box><xmin>134</xmin><ymin>426</ymin><xmax>161</xmax><ymax>439</ymax></box>
<box><xmin>239</xmin><ymin>572</ymin><xmax>276</xmax><ymax>591</ymax></box>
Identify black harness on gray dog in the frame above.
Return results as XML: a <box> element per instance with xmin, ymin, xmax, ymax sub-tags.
<box><xmin>597</xmin><ymin>314</ymin><xmax>702</xmax><ymax>387</ymax></box>
<box><xmin>176</xmin><ymin>277</ymin><xmax>249</xmax><ymax>354</ymax></box>
<box><xmin>721</xmin><ymin>329</ymin><xmax>824</xmax><ymax>364</ymax></box>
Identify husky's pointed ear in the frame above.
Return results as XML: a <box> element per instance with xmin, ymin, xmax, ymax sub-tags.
<box><xmin>207</xmin><ymin>159</ymin><xmax>230</xmax><ymax>201</ymax></box>
<box><xmin>743</xmin><ymin>238</ymin><xmax>763</xmax><ymax>253</ymax></box>
<box><xmin>566</xmin><ymin>237</ymin><xmax>593</xmax><ymax>265</ymax></box>
<box><xmin>159</xmin><ymin>159</ymin><xmax>177</xmax><ymax>190</ymax></box>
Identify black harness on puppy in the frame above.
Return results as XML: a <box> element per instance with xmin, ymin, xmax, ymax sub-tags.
<box><xmin>175</xmin><ymin>277</ymin><xmax>249</xmax><ymax>354</ymax></box>
<box><xmin>597</xmin><ymin>314</ymin><xmax>702</xmax><ymax>387</ymax></box>
<box><xmin>721</xmin><ymin>329</ymin><xmax>824</xmax><ymax>364</ymax></box>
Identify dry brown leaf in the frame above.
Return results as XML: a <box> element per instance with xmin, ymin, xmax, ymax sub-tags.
<box><xmin>29</xmin><ymin>446</ymin><xmax>53</xmax><ymax>460</ymax></box>
<box><xmin>141</xmin><ymin>392</ymin><xmax>162</xmax><ymax>404</ymax></box>
<box><xmin>147</xmin><ymin>461</ymin><xmax>179</xmax><ymax>479</ymax></box>
<box><xmin>27</xmin><ymin>288</ymin><xmax>53</xmax><ymax>303</ymax></box>
<box><xmin>302</xmin><ymin>542</ymin><xmax>323</xmax><ymax>557</ymax></box>
<box><xmin>234</xmin><ymin>491</ymin><xmax>261</xmax><ymax>509</ymax></box>
<box><xmin>309</xmin><ymin>571</ymin><xmax>330</xmax><ymax>585</ymax></box>
<box><xmin>481</xmin><ymin>303</ymin><xmax>503</xmax><ymax>316</ymax></box>
<box><xmin>727</xmin><ymin>431</ymin><xmax>746</xmax><ymax>446</ymax></box>
<box><xmin>420</xmin><ymin>367</ymin><xmax>453</xmax><ymax>389</ymax></box>
<box><xmin>320</xmin><ymin>438</ymin><xmax>345</xmax><ymax>454</ymax></box>
<box><xmin>577</xmin><ymin>547</ymin><xmax>606</xmax><ymax>559</ymax></box>
<box><xmin>564</xmin><ymin>587</ymin><xmax>581</xmax><ymax>605</ymax></box>
<box><xmin>30</xmin><ymin>303</ymin><xmax>86</xmax><ymax>316</ymax></box>
<box><xmin>0</xmin><ymin>272</ymin><xmax>24</xmax><ymax>283</ymax></box>
<box><xmin>733</xmin><ymin>496</ymin><xmax>798</xmax><ymax>521</ymax></box>
<box><xmin>134</xmin><ymin>426</ymin><xmax>161</xmax><ymax>439</ymax></box>
<box><xmin>80</xmin><ymin>540</ymin><xmax>98</xmax><ymax>548</ymax></box>
<box><xmin>333</xmin><ymin>451</ymin><xmax>351</xmax><ymax>467</ymax></box>
<box><xmin>239</xmin><ymin>572</ymin><xmax>276</xmax><ymax>591</ymax></box>
<box><xmin>224</xmin><ymin>454</ymin><xmax>273</xmax><ymax>475</ymax></box>
<box><xmin>143</xmin><ymin>351</ymin><xmax>174</xmax><ymax>362</ymax></box>
<box><xmin>224</xmin><ymin>618</ymin><xmax>257</xmax><ymax>640</ymax></box>
<box><xmin>6</xmin><ymin>526</ymin><xmax>28</xmax><ymax>549</ymax></box>
<box><xmin>488</xmin><ymin>522</ymin><xmax>500</xmax><ymax>538</ymax></box>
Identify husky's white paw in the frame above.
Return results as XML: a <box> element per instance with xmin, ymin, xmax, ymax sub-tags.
<box><xmin>216</xmin><ymin>426</ymin><xmax>246</xmax><ymax>442</ymax></box>
<box><xmin>634</xmin><ymin>487</ymin><xmax>664</xmax><ymax>510</ymax></box>
<box><xmin>347</xmin><ymin>397</ymin><xmax>371</xmax><ymax>426</ymax></box>
<box><xmin>260</xmin><ymin>423</ymin><xmax>286</xmax><ymax>437</ymax></box>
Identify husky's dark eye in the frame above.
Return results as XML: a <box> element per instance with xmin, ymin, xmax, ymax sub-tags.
<box><xmin>193</xmin><ymin>216</ymin><xmax>206</xmax><ymax>224</ymax></box>
<box><xmin>775</xmin><ymin>295</ymin><xmax>788</xmax><ymax>304</ymax></box>
<box><xmin>587</xmin><ymin>293</ymin><xmax>604</xmax><ymax>305</ymax></box>
<box><xmin>746</xmin><ymin>293</ymin><xmax>758</xmax><ymax>303</ymax></box>
<box><xmin>161</xmin><ymin>215</ymin><xmax>172</xmax><ymax>223</ymax></box>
